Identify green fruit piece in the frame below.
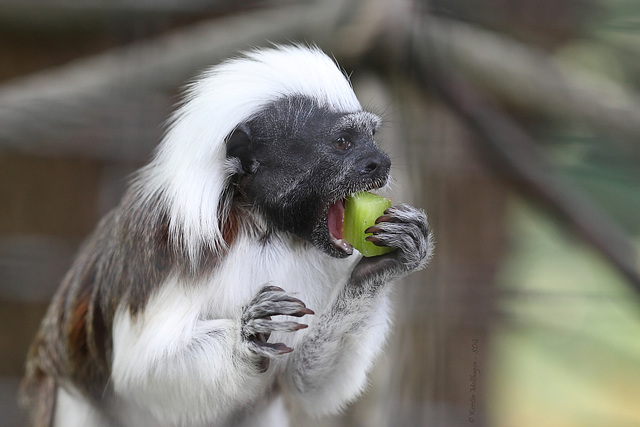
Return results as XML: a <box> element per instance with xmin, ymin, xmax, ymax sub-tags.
<box><xmin>344</xmin><ymin>192</ymin><xmax>395</xmax><ymax>257</ymax></box>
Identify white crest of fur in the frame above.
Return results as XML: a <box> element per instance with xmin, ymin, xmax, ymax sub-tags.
<box><xmin>138</xmin><ymin>45</ymin><xmax>362</xmax><ymax>262</ymax></box>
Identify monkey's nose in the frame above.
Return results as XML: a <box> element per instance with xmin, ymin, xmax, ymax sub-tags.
<box><xmin>361</xmin><ymin>162</ymin><xmax>379</xmax><ymax>174</ymax></box>
<box><xmin>359</xmin><ymin>152</ymin><xmax>390</xmax><ymax>176</ymax></box>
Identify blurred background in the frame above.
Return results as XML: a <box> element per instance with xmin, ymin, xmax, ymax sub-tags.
<box><xmin>1</xmin><ymin>0</ymin><xmax>640</xmax><ymax>426</ymax></box>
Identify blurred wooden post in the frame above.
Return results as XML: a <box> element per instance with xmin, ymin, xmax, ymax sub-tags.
<box><xmin>375</xmin><ymin>78</ymin><xmax>507</xmax><ymax>426</ymax></box>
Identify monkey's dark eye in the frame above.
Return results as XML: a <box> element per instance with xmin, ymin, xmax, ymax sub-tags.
<box><xmin>333</xmin><ymin>136</ymin><xmax>352</xmax><ymax>151</ymax></box>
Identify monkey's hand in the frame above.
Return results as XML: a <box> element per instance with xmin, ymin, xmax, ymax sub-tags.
<box><xmin>350</xmin><ymin>204</ymin><xmax>433</xmax><ymax>287</ymax></box>
<box><xmin>241</xmin><ymin>285</ymin><xmax>313</xmax><ymax>361</ymax></box>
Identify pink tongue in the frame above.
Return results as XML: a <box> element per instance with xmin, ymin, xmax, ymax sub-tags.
<box><xmin>328</xmin><ymin>200</ymin><xmax>344</xmax><ymax>239</ymax></box>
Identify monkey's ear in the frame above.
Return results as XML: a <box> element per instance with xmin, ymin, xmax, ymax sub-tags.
<box><xmin>226</xmin><ymin>125</ymin><xmax>253</xmax><ymax>174</ymax></box>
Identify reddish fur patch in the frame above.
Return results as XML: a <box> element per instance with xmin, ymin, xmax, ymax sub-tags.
<box><xmin>222</xmin><ymin>207</ymin><xmax>239</xmax><ymax>246</ymax></box>
<box><xmin>68</xmin><ymin>291</ymin><xmax>90</xmax><ymax>362</ymax></box>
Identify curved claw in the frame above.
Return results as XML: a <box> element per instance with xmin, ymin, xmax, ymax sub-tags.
<box><xmin>290</xmin><ymin>307</ymin><xmax>315</xmax><ymax>317</ymax></box>
<box><xmin>365</xmin><ymin>235</ymin><xmax>384</xmax><ymax>246</ymax></box>
<box><xmin>374</xmin><ymin>214</ymin><xmax>394</xmax><ymax>224</ymax></box>
<box><xmin>364</xmin><ymin>225</ymin><xmax>382</xmax><ymax>234</ymax></box>
<box><xmin>250</xmin><ymin>341</ymin><xmax>294</xmax><ymax>357</ymax></box>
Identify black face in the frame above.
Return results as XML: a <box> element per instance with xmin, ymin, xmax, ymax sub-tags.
<box><xmin>226</xmin><ymin>96</ymin><xmax>390</xmax><ymax>258</ymax></box>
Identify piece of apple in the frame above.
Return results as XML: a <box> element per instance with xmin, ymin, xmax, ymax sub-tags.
<box><xmin>344</xmin><ymin>192</ymin><xmax>395</xmax><ymax>257</ymax></box>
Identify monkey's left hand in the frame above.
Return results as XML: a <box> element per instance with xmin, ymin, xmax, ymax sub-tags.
<box><xmin>241</xmin><ymin>285</ymin><xmax>313</xmax><ymax>356</ymax></box>
<box><xmin>350</xmin><ymin>204</ymin><xmax>433</xmax><ymax>287</ymax></box>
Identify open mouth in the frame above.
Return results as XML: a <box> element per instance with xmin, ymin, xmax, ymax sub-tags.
<box><xmin>325</xmin><ymin>175</ymin><xmax>389</xmax><ymax>257</ymax></box>
<box><xmin>327</xmin><ymin>198</ymin><xmax>353</xmax><ymax>255</ymax></box>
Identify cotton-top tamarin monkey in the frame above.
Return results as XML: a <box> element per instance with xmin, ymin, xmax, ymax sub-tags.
<box><xmin>20</xmin><ymin>45</ymin><xmax>433</xmax><ymax>427</ymax></box>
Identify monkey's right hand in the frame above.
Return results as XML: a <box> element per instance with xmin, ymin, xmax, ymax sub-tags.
<box><xmin>241</xmin><ymin>285</ymin><xmax>313</xmax><ymax>359</ymax></box>
<box><xmin>349</xmin><ymin>204</ymin><xmax>433</xmax><ymax>288</ymax></box>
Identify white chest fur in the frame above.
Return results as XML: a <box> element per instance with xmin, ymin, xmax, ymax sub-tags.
<box><xmin>109</xmin><ymin>233</ymin><xmax>360</xmax><ymax>426</ymax></box>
